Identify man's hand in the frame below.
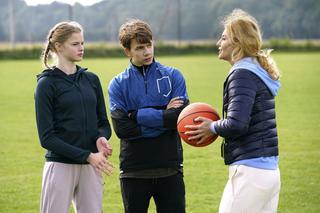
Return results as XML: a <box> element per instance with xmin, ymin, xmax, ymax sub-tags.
<box><xmin>167</xmin><ymin>96</ymin><xmax>184</xmax><ymax>109</ymax></box>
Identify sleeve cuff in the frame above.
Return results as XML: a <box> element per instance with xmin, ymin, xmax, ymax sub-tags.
<box><xmin>129</xmin><ymin>110</ymin><xmax>138</xmax><ymax>122</ymax></box>
<box><xmin>82</xmin><ymin>151</ymin><xmax>91</xmax><ymax>163</ymax></box>
<box><xmin>210</xmin><ymin>121</ymin><xmax>217</xmax><ymax>134</ymax></box>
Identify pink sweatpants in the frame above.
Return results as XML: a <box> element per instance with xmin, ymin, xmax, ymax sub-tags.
<box><xmin>40</xmin><ymin>162</ymin><xmax>104</xmax><ymax>213</ymax></box>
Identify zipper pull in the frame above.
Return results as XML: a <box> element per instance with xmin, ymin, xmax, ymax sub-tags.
<box><xmin>221</xmin><ymin>139</ymin><xmax>225</xmax><ymax>158</ymax></box>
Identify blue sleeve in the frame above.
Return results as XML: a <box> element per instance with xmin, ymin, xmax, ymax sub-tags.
<box><xmin>137</xmin><ymin>108</ymin><xmax>164</xmax><ymax>128</ymax></box>
<box><xmin>108</xmin><ymin>78</ymin><xmax>165</xmax><ymax>139</ymax></box>
<box><xmin>170</xmin><ymin>69</ymin><xmax>189</xmax><ymax>101</ymax></box>
<box><xmin>108</xmin><ymin>78</ymin><xmax>127</xmax><ymax>112</ymax></box>
<box><xmin>136</xmin><ymin>69</ymin><xmax>189</xmax><ymax>129</ymax></box>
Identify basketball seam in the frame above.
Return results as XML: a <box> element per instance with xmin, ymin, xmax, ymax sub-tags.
<box><xmin>177</xmin><ymin>110</ymin><xmax>220</xmax><ymax>125</ymax></box>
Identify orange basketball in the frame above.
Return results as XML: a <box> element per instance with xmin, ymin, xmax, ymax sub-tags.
<box><xmin>177</xmin><ymin>102</ymin><xmax>220</xmax><ymax>147</ymax></box>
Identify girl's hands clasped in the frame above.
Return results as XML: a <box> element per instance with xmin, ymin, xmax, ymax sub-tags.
<box><xmin>96</xmin><ymin>137</ymin><xmax>113</xmax><ymax>157</ymax></box>
<box><xmin>87</xmin><ymin>152</ymin><xmax>114</xmax><ymax>176</ymax></box>
<box><xmin>87</xmin><ymin>137</ymin><xmax>114</xmax><ymax>176</ymax></box>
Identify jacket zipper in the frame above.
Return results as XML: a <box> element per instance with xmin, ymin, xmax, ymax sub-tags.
<box><xmin>75</xmin><ymin>81</ymin><xmax>88</xmax><ymax>148</ymax></box>
<box><xmin>221</xmin><ymin>79</ymin><xmax>228</xmax><ymax>158</ymax></box>
<box><xmin>143</xmin><ymin>66</ymin><xmax>148</xmax><ymax>94</ymax></box>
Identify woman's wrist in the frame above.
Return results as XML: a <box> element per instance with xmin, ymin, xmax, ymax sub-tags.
<box><xmin>210</xmin><ymin>121</ymin><xmax>217</xmax><ymax>134</ymax></box>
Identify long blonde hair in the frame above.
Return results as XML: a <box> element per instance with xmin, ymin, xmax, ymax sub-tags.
<box><xmin>41</xmin><ymin>21</ymin><xmax>83</xmax><ymax>68</ymax></box>
<box><xmin>222</xmin><ymin>9</ymin><xmax>280</xmax><ymax>80</ymax></box>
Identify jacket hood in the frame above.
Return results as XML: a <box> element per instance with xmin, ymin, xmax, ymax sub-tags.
<box><xmin>36</xmin><ymin>65</ymin><xmax>87</xmax><ymax>81</ymax></box>
<box><xmin>230</xmin><ymin>57</ymin><xmax>280</xmax><ymax>96</ymax></box>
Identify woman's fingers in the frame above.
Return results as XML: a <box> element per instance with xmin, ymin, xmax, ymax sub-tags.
<box><xmin>184</xmin><ymin>125</ymin><xmax>199</xmax><ymax>130</ymax></box>
<box><xmin>196</xmin><ymin>135</ymin><xmax>211</xmax><ymax>145</ymax></box>
<box><xmin>187</xmin><ymin>133</ymin><xmax>203</xmax><ymax>141</ymax></box>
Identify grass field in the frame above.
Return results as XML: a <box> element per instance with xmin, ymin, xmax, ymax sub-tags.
<box><xmin>0</xmin><ymin>53</ymin><xmax>319</xmax><ymax>212</ymax></box>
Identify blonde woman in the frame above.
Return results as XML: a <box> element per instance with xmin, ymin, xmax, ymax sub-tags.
<box><xmin>35</xmin><ymin>21</ymin><xmax>113</xmax><ymax>213</ymax></box>
<box><xmin>185</xmin><ymin>9</ymin><xmax>281</xmax><ymax>212</ymax></box>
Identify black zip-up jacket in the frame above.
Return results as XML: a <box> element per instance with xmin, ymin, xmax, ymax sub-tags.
<box><xmin>35</xmin><ymin>66</ymin><xmax>111</xmax><ymax>164</ymax></box>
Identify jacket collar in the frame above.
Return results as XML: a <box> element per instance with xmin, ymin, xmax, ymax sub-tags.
<box><xmin>128</xmin><ymin>58</ymin><xmax>157</xmax><ymax>74</ymax></box>
<box><xmin>37</xmin><ymin>65</ymin><xmax>88</xmax><ymax>82</ymax></box>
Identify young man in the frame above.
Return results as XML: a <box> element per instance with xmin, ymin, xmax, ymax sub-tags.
<box><xmin>108</xmin><ymin>19</ymin><xmax>189</xmax><ymax>213</ymax></box>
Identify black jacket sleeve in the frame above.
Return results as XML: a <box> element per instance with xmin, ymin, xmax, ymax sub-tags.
<box><xmin>111</xmin><ymin>109</ymin><xmax>142</xmax><ymax>139</ymax></box>
<box><xmin>163</xmin><ymin>100</ymin><xmax>190</xmax><ymax>129</ymax></box>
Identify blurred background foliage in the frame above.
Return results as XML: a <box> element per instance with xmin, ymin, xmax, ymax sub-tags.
<box><xmin>0</xmin><ymin>0</ymin><xmax>319</xmax><ymax>43</ymax></box>
<box><xmin>0</xmin><ymin>0</ymin><xmax>319</xmax><ymax>59</ymax></box>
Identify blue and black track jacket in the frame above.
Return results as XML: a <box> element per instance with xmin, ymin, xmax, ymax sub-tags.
<box><xmin>35</xmin><ymin>66</ymin><xmax>111</xmax><ymax>164</ymax></box>
<box><xmin>108</xmin><ymin>60</ymin><xmax>189</xmax><ymax>173</ymax></box>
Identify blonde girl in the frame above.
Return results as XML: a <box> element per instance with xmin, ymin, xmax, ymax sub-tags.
<box><xmin>35</xmin><ymin>21</ymin><xmax>113</xmax><ymax>213</ymax></box>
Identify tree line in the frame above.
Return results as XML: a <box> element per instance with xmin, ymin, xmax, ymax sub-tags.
<box><xmin>0</xmin><ymin>0</ymin><xmax>319</xmax><ymax>44</ymax></box>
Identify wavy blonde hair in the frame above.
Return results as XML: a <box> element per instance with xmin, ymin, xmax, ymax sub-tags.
<box><xmin>222</xmin><ymin>9</ymin><xmax>280</xmax><ymax>80</ymax></box>
<box><xmin>41</xmin><ymin>21</ymin><xmax>83</xmax><ymax>68</ymax></box>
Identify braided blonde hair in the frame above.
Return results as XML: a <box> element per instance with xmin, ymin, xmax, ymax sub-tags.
<box><xmin>41</xmin><ymin>21</ymin><xmax>83</xmax><ymax>68</ymax></box>
<box><xmin>222</xmin><ymin>9</ymin><xmax>280</xmax><ymax>80</ymax></box>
